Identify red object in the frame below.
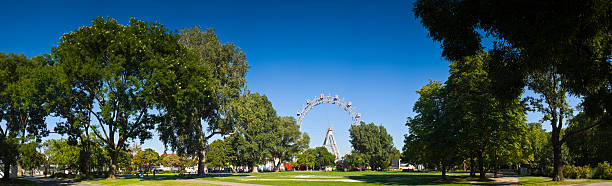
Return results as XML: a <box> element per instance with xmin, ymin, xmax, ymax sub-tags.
<box><xmin>283</xmin><ymin>162</ymin><xmax>292</xmax><ymax>170</ymax></box>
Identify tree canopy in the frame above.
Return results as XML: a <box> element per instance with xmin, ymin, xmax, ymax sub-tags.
<box><xmin>349</xmin><ymin>121</ymin><xmax>395</xmax><ymax>171</ymax></box>
<box><xmin>0</xmin><ymin>52</ymin><xmax>52</xmax><ymax>180</ymax></box>
<box><xmin>51</xmin><ymin>17</ymin><xmax>191</xmax><ymax>178</ymax></box>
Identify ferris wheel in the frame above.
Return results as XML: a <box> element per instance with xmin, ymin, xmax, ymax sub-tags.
<box><xmin>296</xmin><ymin>94</ymin><xmax>362</xmax><ymax>160</ymax></box>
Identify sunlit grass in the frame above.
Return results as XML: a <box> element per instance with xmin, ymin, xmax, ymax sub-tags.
<box><xmin>513</xmin><ymin>176</ymin><xmax>609</xmax><ymax>185</ymax></box>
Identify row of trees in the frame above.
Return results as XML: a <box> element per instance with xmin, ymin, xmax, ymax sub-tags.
<box><xmin>0</xmin><ymin>17</ymin><xmax>307</xmax><ymax>180</ymax></box>
<box><xmin>403</xmin><ymin>52</ymin><xmax>527</xmax><ymax>179</ymax></box>
<box><xmin>15</xmin><ymin>138</ymin><xmax>197</xmax><ymax>177</ymax></box>
<box><xmin>204</xmin><ymin>120</ymin><xmax>400</xmax><ymax>172</ymax></box>
<box><xmin>410</xmin><ymin>0</ymin><xmax>611</xmax><ymax>181</ymax></box>
<box><xmin>0</xmin><ymin>16</ymin><xmax>401</xmax><ymax>180</ymax></box>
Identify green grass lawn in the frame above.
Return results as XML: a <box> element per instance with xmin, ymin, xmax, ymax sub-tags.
<box><xmin>513</xmin><ymin>176</ymin><xmax>609</xmax><ymax>185</ymax></box>
<box><xmin>66</xmin><ymin>171</ymin><xmax>611</xmax><ymax>185</ymax></box>
<box><xmin>83</xmin><ymin>176</ymin><xmax>216</xmax><ymax>186</ymax></box>
<box><xmin>0</xmin><ymin>178</ymin><xmax>37</xmax><ymax>186</ymax></box>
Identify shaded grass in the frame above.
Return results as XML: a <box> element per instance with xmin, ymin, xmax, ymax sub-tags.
<box><xmin>0</xmin><ymin>178</ymin><xmax>37</xmax><ymax>186</ymax></box>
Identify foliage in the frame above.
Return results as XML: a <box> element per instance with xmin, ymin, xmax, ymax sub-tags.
<box><xmin>160</xmin><ymin>154</ymin><xmax>180</xmax><ymax>168</ymax></box>
<box><xmin>413</xmin><ymin>0</ymin><xmax>611</xmax><ymax>105</ymax></box>
<box><xmin>445</xmin><ymin>52</ymin><xmax>527</xmax><ymax>178</ymax></box>
<box><xmin>0</xmin><ymin>52</ymin><xmax>52</xmax><ymax>180</ymax></box>
<box><xmin>525</xmin><ymin>123</ymin><xmax>549</xmax><ymax>170</ymax></box>
<box><xmin>18</xmin><ymin>141</ymin><xmax>46</xmax><ymax>174</ymax></box>
<box><xmin>350</xmin><ymin>121</ymin><xmax>394</xmax><ymax>170</ymax></box>
<box><xmin>562</xmin><ymin>165</ymin><xmax>591</xmax><ymax>179</ymax></box>
<box><xmin>297</xmin><ymin>147</ymin><xmax>333</xmax><ymax>171</ymax></box>
<box><xmin>594</xmin><ymin>162</ymin><xmax>612</xmax><ymax>180</ymax></box>
<box><xmin>133</xmin><ymin>148</ymin><xmax>159</xmax><ymax>173</ymax></box>
<box><xmin>312</xmin><ymin>147</ymin><xmax>335</xmax><ymax>169</ymax></box>
<box><xmin>414</xmin><ymin>1</ymin><xmax>611</xmax><ymax>180</ymax></box>
<box><xmin>526</xmin><ymin>66</ymin><xmax>574</xmax><ymax>180</ymax></box>
<box><xmin>156</xmin><ymin>26</ymin><xmax>248</xmax><ymax>176</ymax></box>
<box><xmin>344</xmin><ymin>151</ymin><xmax>368</xmax><ymax>171</ymax></box>
<box><xmin>566</xmin><ymin>112</ymin><xmax>612</xmax><ymax>166</ymax></box>
<box><xmin>52</xmin><ymin>17</ymin><xmax>190</xmax><ymax>178</ymax></box>
<box><xmin>402</xmin><ymin>80</ymin><xmax>456</xmax><ymax>175</ymax></box>
<box><xmin>44</xmin><ymin>139</ymin><xmax>80</xmax><ymax>170</ymax></box>
<box><xmin>296</xmin><ymin>149</ymin><xmax>315</xmax><ymax>170</ymax></box>
<box><xmin>270</xmin><ymin>116</ymin><xmax>309</xmax><ymax>171</ymax></box>
<box><xmin>206</xmin><ymin>139</ymin><xmax>234</xmax><ymax>169</ymax></box>
<box><xmin>226</xmin><ymin>93</ymin><xmax>278</xmax><ymax>172</ymax></box>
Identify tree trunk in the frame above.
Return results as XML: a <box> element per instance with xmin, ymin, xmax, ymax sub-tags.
<box><xmin>479</xmin><ymin>150</ymin><xmax>486</xmax><ymax>180</ymax></box>
<box><xmin>552</xmin><ymin>128</ymin><xmax>563</xmax><ymax>181</ymax></box>
<box><xmin>251</xmin><ymin>165</ymin><xmax>258</xmax><ymax>173</ymax></box>
<box><xmin>197</xmin><ymin>148</ymin><xmax>206</xmax><ymax>176</ymax></box>
<box><xmin>441</xmin><ymin>161</ymin><xmax>447</xmax><ymax>179</ymax></box>
<box><xmin>108</xmin><ymin>149</ymin><xmax>118</xmax><ymax>179</ymax></box>
<box><xmin>274</xmin><ymin>159</ymin><xmax>282</xmax><ymax>172</ymax></box>
<box><xmin>2</xmin><ymin>163</ymin><xmax>10</xmax><ymax>181</ymax></box>
<box><xmin>470</xmin><ymin>156</ymin><xmax>476</xmax><ymax>177</ymax></box>
<box><xmin>494</xmin><ymin>152</ymin><xmax>499</xmax><ymax>178</ymax></box>
<box><xmin>79</xmin><ymin>140</ymin><xmax>91</xmax><ymax>177</ymax></box>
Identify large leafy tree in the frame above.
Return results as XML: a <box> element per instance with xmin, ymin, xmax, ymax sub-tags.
<box><xmin>0</xmin><ymin>53</ymin><xmax>52</xmax><ymax>181</ymax></box>
<box><xmin>205</xmin><ymin>139</ymin><xmax>234</xmax><ymax>171</ymax></box>
<box><xmin>44</xmin><ymin>139</ymin><xmax>80</xmax><ymax>172</ymax></box>
<box><xmin>157</xmin><ymin>26</ymin><xmax>248</xmax><ymax>176</ymax></box>
<box><xmin>349</xmin><ymin>121</ymin><xmax>395</xmax><ymax>171</ymax></box>
<box><xmin>133</xmin><ymin>148</ymin><xmax>159</xmax><ymax>174</ymax></box>
<box><xmin>445</xmin><ymin>52</ymin><xmax>526</xmax><ymax>180</ymax></box>
<box><xmin>403</xmin><ymin>80</ymin><xmax>458</xmax><ymax>178</ymax></box>
<box><xmin>270</xmin><ymin>116</ymin><xmax>309</xmax><ymax>172</ymax></box>
<box><xmin>312</xmin><ymin>147</ymin><xmax>335</xmax><ymax>170</ymax></box>
<box><xmin>227</xmin><ymin>93</ymin><xmax>278</xmax><ymax>173</ymax></box>
<box><xmin>160</xmin><ymin>154</ymin><xmax>180</xmax><ymax>169</ymax></box>
<box><xmin>296</xmin><ymin>149</ymin><xmax>316</xmax><ymax>171</ymax></box>
<box><xmin>566</xmin><ymin>112</ymin><xmax>612</xmax><ymax>166</ymax></box>
<box><xmin>344</xmin><ymin>151</ymin><xmax>368</xmax><ymax>171</ymax></box>
<box><xmin>18</xmin><ymin>141</ymin><xmax>46</xmax><ymax>176</ymax></box>
<box><xmin>525</xmin><ymin>123</ymin><xmax>549</xmax><ymax>171</ymax></box>
<box><xmin>525</xmin><ymin>67</ymin><xmax>574</xmax><ymax>179</ymax></box>
<box><xmin>413</xmin><ymin>1</ymin><xmax>611</xmax><ymax>181</ymax></box>
<box><xmin>52</xmin><ymin>17</ymin><xmax>188</xmax><ymax>178</ymax></box>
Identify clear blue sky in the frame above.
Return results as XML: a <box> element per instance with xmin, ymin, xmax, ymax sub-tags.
<box><xmin>0</xmin><ymin>0</ymin><xmax>567</xmax><ymax>155</ymax></box>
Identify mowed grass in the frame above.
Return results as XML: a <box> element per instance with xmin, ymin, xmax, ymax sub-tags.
<box><xmin>82</xmin><ymin>176</ymin><xmax>216</xmax><ymax>186</ymax></box>
<box><xmin>195</xmin><ymin>171</ymin><xmax>476</xmax><ymax>185</ymax></box>
<box><xmin>72</xmin><ymin>171</ymin><xmax>611</xmax><ymax>185</ymax></box>
<box><xmin>513</xmin><ymin>176</ymin><xmax>609</xmax><ymax>185</ymax></box>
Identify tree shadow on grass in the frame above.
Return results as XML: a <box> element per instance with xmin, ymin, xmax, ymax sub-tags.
<box><xmin>111</xmin><ymin>173</ymin><xmax>251</xmax><ymax>181</ymax></box>
<box><xmin>347</xmin><ymin>174</ymin><xmax>501</xmax><ymax>185</ymax></box>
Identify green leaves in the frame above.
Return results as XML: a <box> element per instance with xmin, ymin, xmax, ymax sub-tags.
<box><xmin>52</xmin><ymin>17</ymin><xmax>188</xmax><ymax>177</ymax></box>
<box><xmin>227</xmin><ymin>93</ymin><xmax>278</xmax><ymax>168</ymax></box>
<box><xmin>349</xmin><ymin>121</ymin><xmax>394</xmax><ymax>170</ymax></box>
<box><xmin>206</xmin><ymin>139</ymin><xmax>233</xmax><ymax>169</ymax></box>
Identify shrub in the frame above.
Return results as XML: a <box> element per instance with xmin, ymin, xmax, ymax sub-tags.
<box><xmin>594</xmin><ymin>162</ymin><xmax>612</xmax><ymax>179</ymax></box>
<box><xmin>576</xmin><ymin>166</ymin><xmax>591</xmax><ymax>179</ymax></box>
<box><xmin>544</xmin><ymin>166</ymin><xmax>554</xmax><ymax>177</ymax></box>
<box><xmin>563</xmin><ymin>165</ymin><xmax>578</xmax><ymax>179</ymax></box>
<box><xmin>50</xmin><ymin>172</ymin><xmax>66</xmax><ymax>178</ymax></box>
<box><xmin>563</xmin><ymin>165</ymin><xmax>591</xmax><ymax>179</ymax></box>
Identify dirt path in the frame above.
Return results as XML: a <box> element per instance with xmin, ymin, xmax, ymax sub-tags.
<box><xmin>490</xmin><ymin>177</ymin><xmax>519</xmax><ymax>185</ymax></box>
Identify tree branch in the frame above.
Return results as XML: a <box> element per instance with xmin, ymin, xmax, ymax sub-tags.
<box><xmin>561</xmin><ymin>116</ymin><xmax>609</xmax><ymax>144</ymax></box>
